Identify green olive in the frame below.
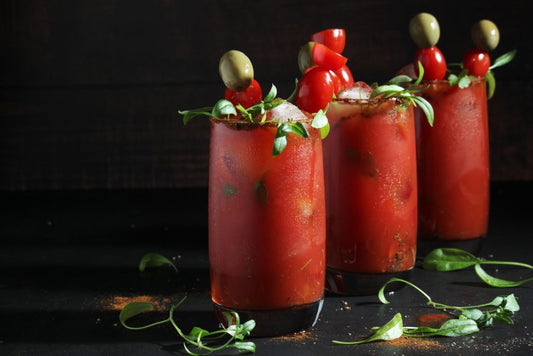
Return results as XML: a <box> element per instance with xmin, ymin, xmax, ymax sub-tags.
<box><xmin>298</xmin><ymin>42</ymin><xmax>315</xmax><ymax>74</ymax></box>
<box><xmin>219</xmin><ymin>50</ymin><xmax>254</xmax><ymax>91</ymax></box>
<box><xmin>409</xmin><ymin>12</ymin><xmax>440</xmax><ymax>48</ymax></box>
<box><xmin>472</xmin><ymin>19</ymin><xmax>500</xmax><ymax>52</ymax></box>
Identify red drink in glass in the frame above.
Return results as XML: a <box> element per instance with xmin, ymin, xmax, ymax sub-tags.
<box><xmin>416</xmin><ymin>77</ymin><xmax>489</xmax><ymax>255</ymax></box>
<box><xmin>208</xmin><ymin>103</ymin><xmax>326</xmax><ymax>336</ymax></box>
<box><xmin>324</xmin><ymin>92</ymin><xmax>418</xmax><ymax>295</ymax></box>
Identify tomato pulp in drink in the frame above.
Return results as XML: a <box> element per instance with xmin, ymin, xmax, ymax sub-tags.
<box><xmin>208</xmin><ymin>107</ymin><xmax>326</xmax><ymax>335</ymax></box>
<box><xmin>416</xmin><ymin>78</ymin><xmax>489</xmax><ymax>248</ymax></box>
<box><xmin>323</xmin><ymin>96</ymin><xmax>417</xmax><ymax>293</ymax></box>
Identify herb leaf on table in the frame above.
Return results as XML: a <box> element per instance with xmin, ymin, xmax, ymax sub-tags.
<box><xmin>138</xmin><ymin>252</ymin><xmax>178</xmax><ymax>273</ymax></box>
<box><xmin>333</xmin><ymin>278</ymin><xmax>521</xmax><ymax>346</ymax></box>
<box><xmin>422</xmin><ymin>248</ymin><xmax>533</xmax><ymax>287</ymax></box>
<box><xmin>120</xmin><ymin>296</ymin><xmax>256</xmax><ymax>355</ymax></box>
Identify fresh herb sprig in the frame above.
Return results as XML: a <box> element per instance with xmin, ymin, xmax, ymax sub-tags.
<box><xmin>423</xmin><ymin>248</ymin><xmax>533</xmax><ymax>287</ymax></box>
<box><xmin>370</xmin><ymin>61</ymin><xmax>435</xmax><ymax>126</ymax></box>
<box><xmin>332</xmin><ymin>278</ymin><xmax>520</xmax><ymax>345</ymax></box>
<box><xmin>120</xmin><ymin>296</ymin><xmax>256</xmax><ymax>355</ymax></box>
<box><xmin>138</xmin><ymin>252</ymin><xmax>178</xmax><ymax>273</ymax></box>
<box><xmin>121</xmin><ymin>253</ymin><xmax>256</xmax><ymax>355</ymax></box>
<box><xmin>178</xmin><ymin>84</ymin><xmax>329</xmax><ymax>156</ymax></box>
<box><xmin>178</xmin><ymin>84</ymin><xmax>284</xmax><ymax>125</ymax></box>
<box><xmin>448</xmin><ymin>49</ymin><xmax>516</xmax><ymax>98</ymax></box>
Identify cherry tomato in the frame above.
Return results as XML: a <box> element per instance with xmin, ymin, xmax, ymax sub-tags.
<box><xmin>312</xmin><ymin>42</ymin><xmax>348</xmax><ymax>71</ymax></box>
<box><xmin>311</xmin><ymin>28</ymin><xmax>346</xmax><ymax>53</ymax></box>
<box><xmin>462</xmin><ymin>48</ymin><xmax>491</xmax><ymax>77</ymax></box>
<box><xmin>328</xmin><ymin>70</ymin><xmax>342</xmax><ymax>94</ymax></box>
<box><xmin>333</xmin><ymin>64</ymin><xmax>354</xmax><ymax>90</ymax></box>
<box><xmin>296</xmin><ymin>67</ymin><xmax>334</xmax><ymax>113</ymax></box>
<box><xmin>224</xmin><ymin>79</ymin><xmax>262</xmax><ymax>108</ymax></box>
<box><xmin>414</xmin><ymin>46</ymin><xmax>447</xmax><ymax>80</ymax></box>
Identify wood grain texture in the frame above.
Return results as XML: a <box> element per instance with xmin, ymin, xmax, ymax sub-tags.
<box><xmin>1</xmin><ymin>0</ymin><xmax>532</xmax><ymax>190</ymax></box>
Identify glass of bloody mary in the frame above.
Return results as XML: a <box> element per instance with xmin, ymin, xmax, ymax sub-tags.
<box><xmin>415</xmin><ymin>77</ymin><xmax>489</xmax><ymax>256</ymax></box>
<box><xmin>323</xmin><ymin>85</ymin><xmax>418</xmax><ymax>295</ymax></box>
<box><xmin>208</xmin><ymin>102</ymin><xmax>326</xmax><ymax>336</ymax></box>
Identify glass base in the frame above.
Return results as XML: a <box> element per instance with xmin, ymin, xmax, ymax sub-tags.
<box><xmin>325</xmin><ymin>267</ymin><xmax>412</xmax><ymax>296</ymax></box>
<box><xmin>213</xmin><ymin>298</ymin><xmax>324</xmax><ymax>337</ymax></box>
<box><xmin>416</xmin><ymin>236</ymin><xmax>484</xmax><ymax>261</ymax></box>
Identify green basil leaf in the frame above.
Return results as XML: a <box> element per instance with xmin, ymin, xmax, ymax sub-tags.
<box><xmin>273</xmin><ymin>134</ymin><xmax>287</xmax><ymax>156</ymax></box>
<box><xmin>264</xmin><ymin>84</ymin><xmax>278</xmax><ymax>102</ymax></box>
<box><xmin>139</xmin><ymin>253</ymin><xmax>178</xmax><ymax>272</ymax></box>
<box><xmin>119</xmin><ymin>302</ymin><xmax>169</xmax><ymax>331</ymax></box>
<box><xmin>503</xmin><ymin>294</ymin><xmax>520</xmax><ymax>312</ymax></box>
<box><xmin>234</xmin><ymin>341</ymin><xmax>256</xmax><ymax>353</ymax></box>
<box><xmin>179</xmin><ymin>107</ymin><xmax>213</xmax><ymax>125</ymax></box>
<box><xmin>266</xmin><ymin>98</ymin><xmax>285</xmax><ymax>110</ymax></box>
<box><xmin>388</xmin><ymin>75</ymin><xmax>413</xmax><ymax>86</ymax></box>
<box><xmin>414</xmin><ymin>61</ymin><xmax>424</xmax><ymax>86</ymax></box>
<box><xmin>286</xmin><ymin>78</ymin><xmax>299</xmax><ymax>102</ymax></box>
<box><xmin>188</xmin><ymin>326</ymin><xmax>209</xmax><ymax>339</ymax></box>
<box><xmin>486</xmin><ymin>70</ymin><xmax>496</xmax><ymax>99</ymax></box>
<box><xmin>119</xmin><ymin>302</ymin><xmax>154</xmax><ymax>325</ymax></box>
<box><xmin>422</xmin><ymin>248</ymin><xmax>479</xmax><ymax>271</ymax></box>
<box><xmin>212</xmin><ymin>99</ymin><xmax>237</xmax><ymax>117</ymax></box>
<box><xmin>319</xmin><ymin>122</ymin><xmax>331</xmax><ymax>139</ymax></box>
<box><xmin>242</xmin><ymin>319</ymin><xmax>256</xmax><ymax>335</ymax></box>
<box><xmin>475</xmin><ymin>264</ymin><xmax>533</xmax><ymax>288</ymax></box>
<box><xmin>437</xmin><ymin>319</ymin><xmax>480</xmax><ymax>337</ymax></box>
<box><xmin>333</xmin><ymin>313</ymin><xmax>403</xmax><ymax>344</ymax></box>
<box><xmin>405</xmin><ymin>319</ymin><xmax>480</xmax><ymax>337</ymax></box>
<box><xmin>490</xmin><ymin>49</ymin><xmax>517</xmax><ymax>70</ymax></box>
<box><xmin>371</xmin><ymin>84</ymin><xmax>406</xmax><ymax>98</ymax></box>
<box><xmin>461</xmin><ymin>309</ymin><xmax>484</xmax><ymax>322</ymax></box>
<box><xmin>413</xmin><ymin>96</ymin><xmax>434</xmax><ymax>127</ymax></box>
<box><xmin>289</xmin><ymin>121</ymin><xmax>310</xmax><ymax>138</ymax></box>
<box><xmin>311</xmin><ymin>110</ymin><xmax>328</xmax><ymax>129</ymax></box>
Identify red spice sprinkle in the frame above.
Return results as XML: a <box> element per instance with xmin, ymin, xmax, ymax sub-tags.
<box><xmin>417</xmin><ymin>313</ymin><xmax>451</xmax><ymax>328</ymax></box>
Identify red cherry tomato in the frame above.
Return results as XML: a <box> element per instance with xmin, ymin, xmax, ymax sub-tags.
<box><xmin>224</xmin><ymin>79</ymin><xmax>262</xmax><ymax>108</ymax></box>
<box><xmin>296</xmin><ymin>67</ymin><xmax>334</xmax><ymax>113</ymax></box>
<box><xmin>333</xmin><ymin>64</ymin><xmax>354</xmax><ymax>90</ymax></box>
<box><xmin>312</xmin><ymin>42</ymin><xmax>348</xmax><ymax>71</ymax></box>
<box><xmin>328</xmin><ymin>70</ymin><xmax>342</xmax><ymax>94</ymax></box>
<box><xmin>462</xmin><ymin>48</ymin><xmax>491</xmax><ymax>77</ymax></box>
<box><xmin>414</xmin><ymin>46</ymin><xmax>447</xmax><ymax>80</ymax></box>
<box><xmin>311</xmin><ymin>28</ymin><xmax>346</xmax><ymax>54</ymax></box>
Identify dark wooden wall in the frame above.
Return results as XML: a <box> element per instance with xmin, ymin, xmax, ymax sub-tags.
<box><xmin>1</xmin><ymin>0</ymin><xmax>532</xmax><ymax>191</ymax></box>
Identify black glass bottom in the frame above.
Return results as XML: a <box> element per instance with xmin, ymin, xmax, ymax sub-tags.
<box><xmin>416</xmin><ymin>236</ymin><xmax>484</xmax><ymax>261</ymax></box>
<box><xmin>325</xmin><ymin>267</ymin><xmax>412</xmax><ymax>296</ymax></box>
<box><xmin>213</xmin><ymin>298</ymin><xmax>324</xmax><ymax>337</ymax></box>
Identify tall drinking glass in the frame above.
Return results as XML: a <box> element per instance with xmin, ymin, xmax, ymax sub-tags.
<box><xmin>415</xmin><ymin>77</ymin><xmax>489</xmax><ymax>256</ymax></box>
<box><xmin>324</xmin><ymin>94</ymin><xmax>418</xmax><ymax>295</ymax></box>
<box><xmin>208</xmin><ymin>107</ymin><xmax>326</xmax><ymax>336</ymax></box>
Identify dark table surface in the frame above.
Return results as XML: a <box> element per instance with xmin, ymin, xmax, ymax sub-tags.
<box><xmin>1</xmin><ymin>181</ymin><xmax>532</xmax><ymax>355</ymax></box>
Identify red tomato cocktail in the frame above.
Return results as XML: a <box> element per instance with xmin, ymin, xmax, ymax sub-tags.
<box><xmin>416</xmin><ymin>77</ymin><xmax>489</xmax><ymax>254</ymax></box>
<box><xmin>208</xmin><ymin>106</ymin><xmax>326</xmax><ymax>336</ymax></box>
<box><xmin>323</xmin><ymin>94</ymin><xmax>418</xmax><ymax>295</ymax></box>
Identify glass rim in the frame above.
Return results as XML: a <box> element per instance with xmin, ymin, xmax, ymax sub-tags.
<box><xmin>419</xmin><ymin>76</ymin><xmax>485</xmax><ymax>86</ymax></box>
<box><xmin>333</xmin><ymin>95</ymin><xmax>407</xmax><ymax>107</ymax></box>
<box><xmin>209</xmin><ymin>115</ymin><xmax>314</xmax><ymax>129</ymax></box>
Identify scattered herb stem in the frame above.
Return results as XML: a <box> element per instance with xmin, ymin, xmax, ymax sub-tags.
<box><xmin>178</xmin><ymin>84</ymin><xmax>329</xmax><ymax>156</ymax></box>
<box><xmin>333</xmin><ymin>278</ymin><xmax>520</xmax><ymax>345</ymax></box>
<box><xmin>370</xmin><ymin>61</ymin><xmax>435</xmax><ymax>127</ymax></box>
<box><xmin>120</xmin><ymin>296</ymin><xmax>256</xmax><ymax>355</ymax></box>
<box><xmin>422</xmin><ymin>248</ymin><xmax>533</xmax><ymax>287</ymax></box>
